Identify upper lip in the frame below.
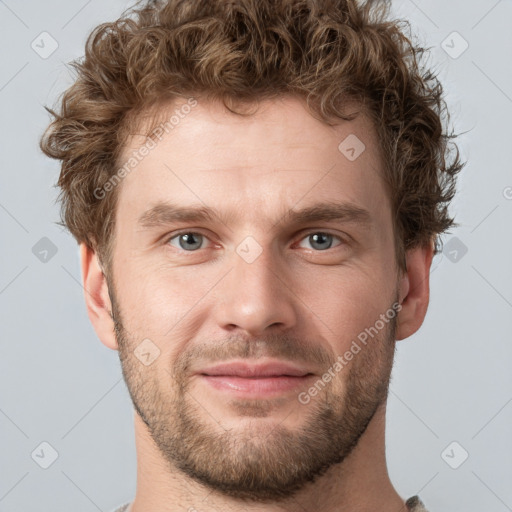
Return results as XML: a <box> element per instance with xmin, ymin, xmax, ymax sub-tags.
<box><xmin>198</xmin><ymin>361</ymin><xmax>312</xmax><ymax>378</ymax></box>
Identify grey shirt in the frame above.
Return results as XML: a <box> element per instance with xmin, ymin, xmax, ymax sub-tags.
<box><xmin>111</xmin><ymin>495</ymin><xmax>430</xmax><ymax>511</ymax></box>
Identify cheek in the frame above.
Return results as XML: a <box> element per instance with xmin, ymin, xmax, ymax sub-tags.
<box><xmin>113</xmin><ymin>261</ymin><xmax>218</xmax><ymax>362</ymax></box>
<box><xmin>115</xmin><ymin>259</ymin><xmax>200</xmax><ymax>326</ymax></box>
<box><xmin>299</xmin><ymin>265</ymin><xmax>392</xmax><ymax>350</ymax></box>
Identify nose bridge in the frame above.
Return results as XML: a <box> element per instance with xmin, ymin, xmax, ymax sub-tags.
<box><xmin>215</xmin><ymin>235</ymin><xmax>297</xmax><ymax>335</ymax></box>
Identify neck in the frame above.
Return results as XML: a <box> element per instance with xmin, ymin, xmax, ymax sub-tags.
<box><xmin>129</xmin><ymin>402</ymin><xmax>407</xmax><ymax>512</ymax></box>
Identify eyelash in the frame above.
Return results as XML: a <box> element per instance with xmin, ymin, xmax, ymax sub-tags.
<box><xmin>164</xmin><ymin>229</ymin><xmax>348</xmax><ymax>253</ymax></box>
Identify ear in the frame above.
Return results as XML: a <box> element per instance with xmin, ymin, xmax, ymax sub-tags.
<box><xmin>80</xmin><ymin>243</ymin><xmax>118</xmax><ymax>351</ymax></box>
<box><xmin>396</xmin><ymin>240</ymin><xmax>435</xmax><ymax>341</ymax></box>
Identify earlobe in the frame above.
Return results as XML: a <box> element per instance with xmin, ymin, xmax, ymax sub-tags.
<box><xmin>79</xmin><ymin>243</ymin><xmax>119</xmax><ymax>351</ymax></box>
<box><xmin>395</xmin><ymin>241</ymin><xmax>435</xmax><ymax>341</ymax></box>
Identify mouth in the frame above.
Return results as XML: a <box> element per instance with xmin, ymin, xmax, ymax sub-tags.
<box><xmin>197</xmin><ymin>361</ymin><xmax>316</xmax><ymax>397</ymax></box>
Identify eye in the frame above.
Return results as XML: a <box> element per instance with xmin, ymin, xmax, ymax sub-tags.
<box><xmin>297</xmin><ymin>232</ymin><xmax>343</xmax><ymax>251</ymax></box>
<box><xmin>165</xmin><ymin>230</ymin><xmax>346</xmax><ymax>254</ymax></box>
<box><xmin>167</xmin><ymin>232</ymin><xmax>210</xmax><ymax>251</ymax></box>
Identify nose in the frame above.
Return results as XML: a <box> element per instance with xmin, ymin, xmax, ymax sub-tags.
<box><xmin>214</xmin><ymin>240</ymin><xmax>298</xmax><ymax>337</ymax></box>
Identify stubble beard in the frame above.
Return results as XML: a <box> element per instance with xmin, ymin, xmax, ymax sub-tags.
<box><xmin>111</xmin><ymin>290</ymin><xmax>398</xmax><ymax>503</ymax></box>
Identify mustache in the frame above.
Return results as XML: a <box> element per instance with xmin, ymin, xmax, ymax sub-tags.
<box><xmin>173</xmin><ymin>332</ymin><xmax>336</xmax><ymax>376</ymax></box>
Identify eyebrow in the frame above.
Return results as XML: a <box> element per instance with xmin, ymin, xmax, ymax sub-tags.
<box><xmin>137</xmin><ymin>201</ymin><xmax>373</xmax><ymax>231</ymax></box>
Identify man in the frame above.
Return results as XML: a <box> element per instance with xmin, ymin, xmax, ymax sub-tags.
<box><xmin>40</xmin><ymin>0</ymin><xmax>463</xmax><ymax>510</ymax></box>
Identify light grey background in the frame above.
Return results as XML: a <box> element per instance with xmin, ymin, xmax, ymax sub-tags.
<box><xmin>1</xmin><ymin>1</ymin><xmax>511</xmax><ymax>511</ymax></box>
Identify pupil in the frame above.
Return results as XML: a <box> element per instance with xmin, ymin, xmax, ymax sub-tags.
<box><xmin>312</xmin><ymin>233</ymin><xmax>331</xmax><ymax>250</ymax></box>
<box><xmin>181</xmin><ymin>233</ymin><xmax>201</xmax><ymax>250</ymax></box>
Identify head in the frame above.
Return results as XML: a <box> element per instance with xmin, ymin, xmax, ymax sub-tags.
<box><xmin>40</xmin><ymin>0</ymin><xmax>463</xmax><ymax>503</ymax></box>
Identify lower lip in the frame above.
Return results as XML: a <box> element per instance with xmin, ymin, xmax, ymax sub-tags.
<box><xmin>200</xmin><ymin>375</ymin><xmax>315</xmax><ymax>396</ymax></box>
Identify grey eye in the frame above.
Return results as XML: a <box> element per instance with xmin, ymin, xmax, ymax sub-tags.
<box><xmin>299</xmin><ymin>233</ymin><xmax>342</xmax><ymax>251</ymax></box>
<box><xmin>169</xmin><ymin>232</ymin><xmax>205</xmax><ymax>251</ymax></box>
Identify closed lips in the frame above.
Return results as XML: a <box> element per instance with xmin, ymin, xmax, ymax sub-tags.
<box><xmin>198</xmin><ymin>362</ymin><xmax>313</xmax><ymax>378</ymax></box>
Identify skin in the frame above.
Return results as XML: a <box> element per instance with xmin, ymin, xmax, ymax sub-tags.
<box><xmin>80</xmin><ymin>95</ymin><xmax>433</xmax><ymax>512</ymax></box>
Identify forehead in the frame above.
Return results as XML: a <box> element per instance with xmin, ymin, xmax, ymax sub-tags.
<box><xmin>116</xmin><ymin>96</ymin><xmax>389</xmax><ymax>228</ymax></box>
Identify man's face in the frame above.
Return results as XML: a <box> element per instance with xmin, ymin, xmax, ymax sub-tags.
<box><xmin>109</xmin><ymin>96</ymin><xmax>401</xmax><ymax>501</ymax></box>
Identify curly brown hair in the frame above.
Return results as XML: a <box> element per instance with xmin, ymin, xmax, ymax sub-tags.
<box><xmin>40</xmin><ymin>0</ymin><xmax>464</xmax><ymax>275</ymax></box>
